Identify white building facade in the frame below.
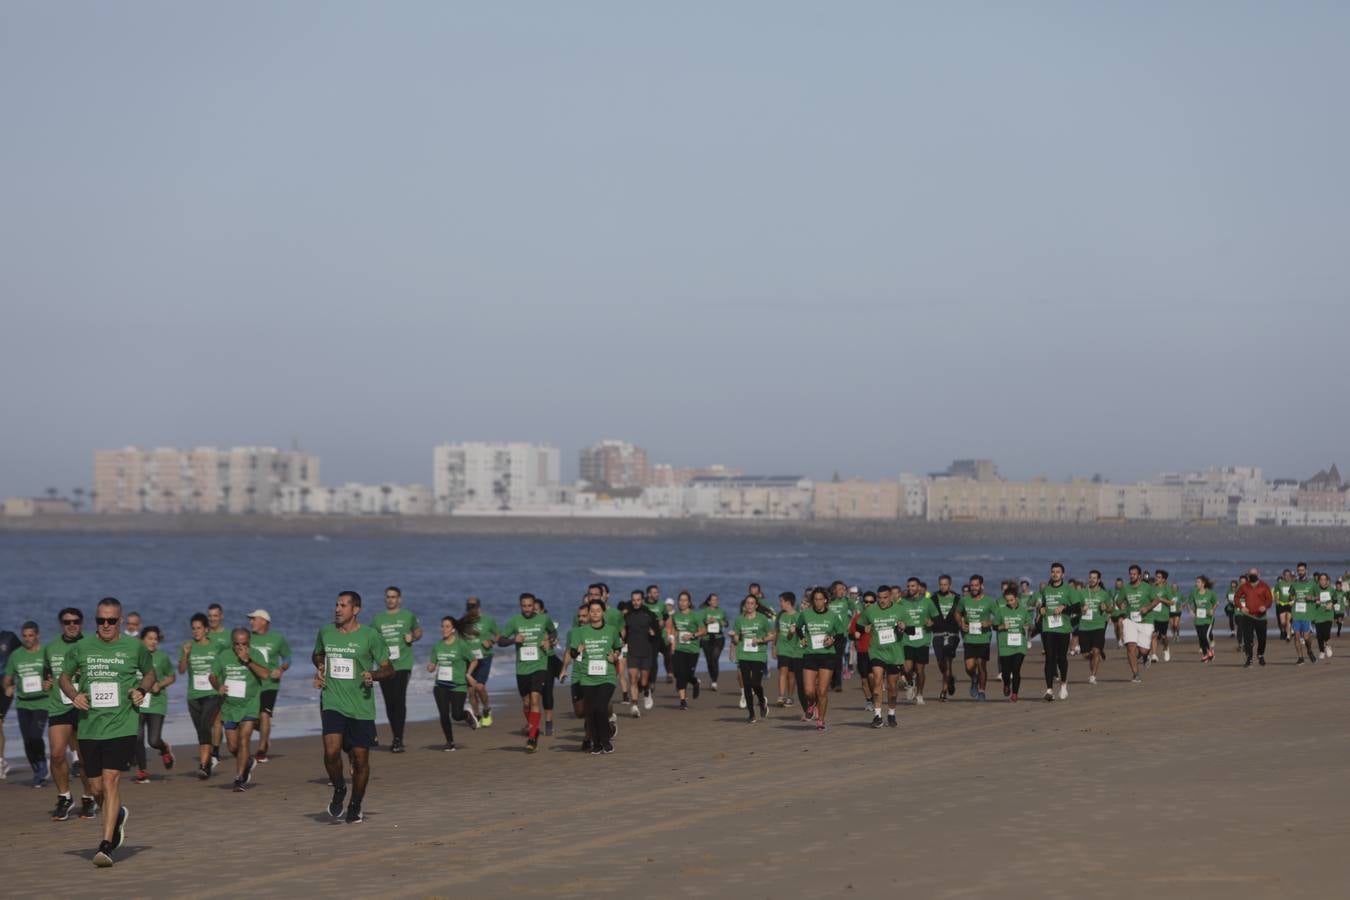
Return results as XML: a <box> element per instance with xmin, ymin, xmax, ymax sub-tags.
<box><xmin>432</xmin><ymin>442</ymin><xmax>562</xmax><ymax>513</ymax></box>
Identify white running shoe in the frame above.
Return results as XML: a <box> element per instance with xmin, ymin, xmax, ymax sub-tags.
<box><xmin>1044</xmin><ymin>689</ymin><xmax>1054</xmax><ymax>701</ymax></box>
<box><xmin>1088</xmin><ymin>675</ymin><xmax>1097</xmax><ymax>685</ymax></box>
<box><xmin>1163</xmin><ymin>648</ymin><xmax>1171</xmax><ymax>662</ymax></box>
<box><xmin>1149</xmin><ymin>654</ymin><xmax>1159</xmax><ymax>663</ymax></box>
<box><xmin>904</xmin><ymin>683</ymin><xmax>916</xmax><ymax>702</ymax></box>
<box><xmin>643</xmin><ymin>692</ymin><xmax>654</xmax><ymax>711</ymax></box>
<box><xmin>915</xmin><ymin>695</ymin><xmax>925</xmax><ymax>706</ymax></box>
<box><xmin>630</xmin><ymin>703</ymin><xmax>641</xmax><ymax>718</ymax></box>
<box><xmin>1328</xmin><ymin>646</ymin><xmax>1335</xmax><ymax>658</ymax></box>
<box><xmin>864</xmin><ymin>700</ymin><xmax>874</xmax><ymax>712</ymax></box>
<box><xmin>738</xmin><ymin>695</ymin><xmax>747</xmax><ymax>709</ymax></box>
<box><xmin>709</xmin><ymin>682</ymin><xmax>718</xmax><ymax>692</ymax></box>
<box><xmin>1058</xmin><ymin>682</ymin><xmax>1068</xmax><ymax>701</ymax></box>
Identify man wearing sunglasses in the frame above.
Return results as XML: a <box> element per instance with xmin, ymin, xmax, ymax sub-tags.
<box><xmin>44</xmin><ymin>608</ymin><xmax>94</xmax><ymax>821</ymax></box>
<box><xmin>58</xmin><ymin>597</ymin><xmax>156</xmax><ymax>867</ymax></box>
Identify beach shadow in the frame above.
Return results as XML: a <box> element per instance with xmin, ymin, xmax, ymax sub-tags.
<box><xmin>304</xmin><ymin>810</ymin><xmax>379</xmax><ymax>825</ymax></box>
<box><xmin>64</xmin><ymin>844</ymin><xmax>150</xmax><ymax>863</ymax></box>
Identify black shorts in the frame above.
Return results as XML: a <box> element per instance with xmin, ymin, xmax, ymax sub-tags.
<box><xmin>963</xmin><ymin>643</ymin><xmax>991</xmax><ymax>661</ymax></box>
<box><xmin>1152</xmin><ymin>620</ymin><xmax>1169</xmax><ymax>636</ymax></box>
<box><xmin>627</xmin><ymin>654</ymin><xmax>654</xmax><ymax>674</ymax></box>
<box><xmin>258</xmin><ymin>689</ymin><xmax>278</xmax><ymax>716</ymax></box>
<box><xmin>570</xmin><ymin>682</ymin><xmax>584</xmax><ymax>705</ymax></box>
<box><xmin>856</xmin><ymin>651</ymin><xmax>873</xmax><ymax>676</ymax></box>
<box><xmin>877</xmin><ymin>661</ymin><xmax>903</xmax><ymax>676</ymax></box>
<box><xmin>1079</xmin><ymin>629</ymin><xmax>1106</xmax><ymax>653</ymax></box>
<box><xmin>931</xmin><ymin>633</ymin><xmax>959</xmax><ymax>661</ymax></box>
<box><xmin>903</xmin><ymin>645</ymin><xmax>929</xmax><ymax>665</ymax></box>
<box><xmin>802</xmin><ymin>653</ymin><xmax>836</xmax><ymax>671</ymax></box>
<box><xmin>79</xmin><ymin>734</ymin><xmax>137</xmax><ymax>777</ymax></box>
<box><xmin>50</xmin><ymin>708</ymin><xmax>80</xmax><ymax>729</ymax></box>
<box><xmin>320</xmin><ymin>708</ymin><xmax>376</xmax><ymax>750</ymax></box>
<box><xmin>516</xmin><ymin>670</ymin><xmax>549</xmax><ymax>697</ymax></box>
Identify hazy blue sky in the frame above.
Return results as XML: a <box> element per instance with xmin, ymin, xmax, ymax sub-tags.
<box><xmin>3</xmin><ymin>2</ymin><xmax>1347</xmax><ymax>497</ymax></box>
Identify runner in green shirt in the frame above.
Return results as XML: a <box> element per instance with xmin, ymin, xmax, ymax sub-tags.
<box><xmin>464</xmin><ymin>596</ymin><xmax>498</xmax><ymax>727</ymax></box>
<box><xmin>245</xmin><ymin>609</ymin><xmax>291</xmax><ymax>763</ymax></box>
<box><xmin>826</xmin><ymin>581</ymin><xmax>854</xmax><ymax>689</ymax></box>
<box><xmin>860</xmin><ymin>587</ymin><xmax>905</xmax><ymax>727</ymax></box>
<box><xmin>667</xmin><ymin>592</ymin><xmax>706</xmax><ymax>709</ymax></box>
<box><xmin>897</xmin><ymin>578</ymin><xmax>938</xmax><ymax>705</ymax></box>
<box><xmin>210</xmin><ymin>628</ymin><xmax>275</xmax><ymax>792</ymax></box>
<box><xmin>1119</xmin><ymin>566</ymin><xmax>1160</xmax><ymax>683</ymax></box>
<box><xmin>1148</xmin><ymin>571</ymin><xmax>1176</xmax><ymax>663</ymax></box>
<box><xmin>567</xmin><ymin>600</ymin><xmax>623</xmax><ymax>754</ymax></box>
<box><xmin>1037</xmin><ymin>563</ymin><xmax>1079</xmax><ymax>702</ymax></box>
<box><xmin>1274</xmin><ymin>569</ymin><xmax>1296</xmax><ymax>641</ymax></box>
<box><xmin>956</xmin><ymin>575</ymin><xmax>997</xmax><ymax>701</ymax></box>
<box><xmin>729</xmin><ymin>596</ymin><xmax>774</xmax><ymax>722</ymax></box>
<box><xmin>179</xmin><ymin>612</ymin><xmax>226</xmax><ymax>778</ymax></box>
<box><xmin>992</xmin><ymin>588</ymin><xmax>1031</xmax><ymax>702</ymax></box>
<box><xmin>1188</xmin><ymin>576</ymin><xmax>1218</xmax><ymax>663</ymax></box>
<box><xmin>798</xmin><ymin>587</ymin><xmax>846</xmax><ymax>731</ymax></box>
<box><xmin>370</xmin><ymin>586</ymin><xmax>423</xmax><ymax>753</ymax></box>
<box><xmin>774</xmin><ymin>592</ymin><xmax>805</xmax><ymax>710</ymax></box>
<box><xmin>44</xmin><ymin>607</ymin><xmax>94</xmax><ymax>820</ymax></box>
<box><xmin>313</xmin><ymin>590</ymin><xmax>394</xmax><ymax>824</ymax></box>
<box><xmin>426</xmin><ymin>612</ymin><xmax>482</xmax><ymax>750</ymax></box>
<box><xmin>203</xmin><ymin>602</ymin><xmax>230</xmax><ymax>758</ymax></box>
<box><xmin>700</xmin><ymin>594</ymin><xmax>728</xmax><ymax>692</ymax></box>
<box><xmin>3</xmin><ymin>620</ymin><xmax>50</xmax><ymax>786</ymax></box>
<box><xmin>59</xmin><ymin>597</ymin><xmax>155</xmax><ymax>868</ymax></box>
<box><xmin>132</xmin><ymin>626</ymin><xmax>176</xmax><ymax>784</ymax></box>
<box><xmin>1310</xmin><ymin>572</ymin><xmax>1338</xmax><ymax>659</ymax></box>
<box><xmin>1077</xmin><ymin>571</ymin><xmax>1113</xmax><ymax>684</ymax></box>
<box><xmin>498</xmin><ymin>592</ymin><xmax>557</xmax><ymax>753</ymax></box>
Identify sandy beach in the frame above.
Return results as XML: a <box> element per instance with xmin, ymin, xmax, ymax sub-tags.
<box><xmin>4</xmin><ymin>633</ymin><xmax>1344</xmax><ymax>899</ymax></box>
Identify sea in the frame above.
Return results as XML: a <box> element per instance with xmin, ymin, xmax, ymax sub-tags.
<box><xmin>2</xmin><ymin>532</ymin><xmax>1341</xmax><ymax>770</ymax></box>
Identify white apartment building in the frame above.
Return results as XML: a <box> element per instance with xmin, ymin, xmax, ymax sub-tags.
<box><xmin>276</xmin><ymin>482</ymin><xmax>433</xmax><ymax>516</ymax></box>
<box><xmin>432</xmin><ymin>442</ymin><xmax>562</xmax><ymax>513</ymax></box>
<box><xmin>94</xmin><ymin>447</ymin><xmax>319</xmax><ymax>514</ymax></box>
<box><xmin>685</xmin><ymin>476</ymin><xmax>813</xmax><ymax>519</ymax></box>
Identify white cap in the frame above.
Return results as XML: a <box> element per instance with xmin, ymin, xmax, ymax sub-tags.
<box><xmin>246</xmin><ymin>609</ymin><xmax>271</xmax><ymax>623</ymax></box>
<box><xmin>849</xmin><ymin>585</ymin><xmax>860</xmax><ymax>593</ymax></box>
<box><xmin>664</xmin><ymin>597</ymin><xmax>675</xmax><ymax>606</ymax></box>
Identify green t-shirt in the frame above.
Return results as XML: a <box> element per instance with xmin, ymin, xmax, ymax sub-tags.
<box><xmin>4</xmin><ymin>645</ymin><xmax>49</xmax><ymax>710</ymax></box>
<box><xmin>1077</xmin><ymin>588</ymin><xmax>1113</xmax><ymax>631</ymax></box>
<box><xmin>731</xmin><ymin>614</ymin><xmax>771</xmax><ymax>663</ymax></box>
<box><xmin>702</xmin><ymin>607</ymin><xmax>728</xmax><ymax>640</ymax></box>
<box><xmin>993</xmin><ymin>605</ymin><xmax>1032</xmax><ymax>656</ymax></box>
<box><xmin>371</xmin><ymin>609</ymin><xmax>421</xmax><ymax>672</ymax></box>
<box><xmin>138</xmin><ymin>648</ymin><xmax>174</xmax><ymax>716</ymax></box>
<box><xmin>1188</xmin><ymin>589</ymin><xmax>1216</xmax><ymax>623</ymax></box>
<box><xmin>826</xmin><ymin>596</ymin><xmax>854</xmax><ymax>626</ymax></box>
<box><xmin>181</xmin><ymin>638</ymin><xmax>224</xmax><ymax>700</ymax></box>
<box><xmin>501</xmin><ymin>613</ymin><xmax>557</xmax><ymax>675</ymax></box>
<box><xmin>897</xmin><ymin>596</ymin><xmax>939</xmax><ymax>647</ymax></box>
<box><xmin>860</xmin><ymin>602</ymin><xmax>904</xmax><ymax>665</ymax></box>
<box><xmin>671</xmin><ymin>610</ymin><xmax>704</xmax><ymax>655</ymax></box>
<box><xmin>208</xmin><ymin>628</ymin><xmax>231</xmax><ymax>652</ymax></box>
<box><xmin>474</xmin><ymin>612</ymin><xmax>499</xmax><ymax>662</ymax></box>
<box><xmin>1275</xmin><ymin>579</ymin><xmax>1295</xmax><ymax>606</ymax></box>
<box><xmin>212</xmin><ymin>648</ymin><xmax>267</xmax><ymax>723</ymax></box>
<box><xmin>1037</xmin><ymin>583</ymin><xmax>1078</xmax><ymax>634</ymax></box>
<box><xmin>1309</xmin><ymin>587</ymin><xmax>1336</xmax><ymax>624</ymax></box>
<box><xmin>1119</xmin><ymin>582</ymin><xmax>1156</xmax><ymax>624</ymax></box>
<box><xmin>570</xmin><ymin>623</ymin><xmax>623</xmax><ymax>686</ymax></box>
<box><xmin>43</xmin><ymin>635</ymin><xmax>88</xmax><ymax>715</ymax></box>
<box><xmin>775</xmin><ymin>611</ymin><xmax>802</xmax><ymax>659</ymax></box>
<box><xmin>61</xmin><ymin>635</ymin><xmax>153</xmax><ymax>741</ymax></box>
<box><xmin>430</xmin><ymin>638</ymin><xmax>477</xmax><ymax>685</ymax></box>
<box><xmin>957</xmin><ymin>595</ymin><xmax>997</xmax><ymax>644</ymax></box>
<box><xmin>313</xmin><ymin>623</ymin><xmax>390</xmax><ymax>721</ymax></box>
<box><xmin>798</xmin><ymin>607</ymin><xmax>845</xmax><ymax>655</ymax></box>
<box><xmin>1151</xmin><ymin>586</ymin><xmax>1179</xmax><ymax>623</ymax></box>
<box><xmin>249</xmin><ymin>630</ymin><xmax>292</xmax><ymax>690</ymax></box>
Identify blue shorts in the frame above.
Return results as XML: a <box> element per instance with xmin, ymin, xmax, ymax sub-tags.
<box><xmin>1292</xmin><ymin>620</ymin><xmax>1313</xmax><ymax>634</ymax></box>
<box><xmin>223</xmin><ymin>716</ymin><xmax>258</xmax><ymax>730</ymax></box>
<box><xmin>473</xmin><ymin>654</ymin><xmax>493</xmax><ymax>683</ymax></box>
<box><xmin>320</xmin><ymin>708</ymin><xmax>376</xmax><ymax>749</ymax></box>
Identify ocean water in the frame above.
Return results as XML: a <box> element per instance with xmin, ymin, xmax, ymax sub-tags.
<box><xmin>1</xmin><ymin>532</ymin><xmax>1336</xmax><ymax>768</ymax></box>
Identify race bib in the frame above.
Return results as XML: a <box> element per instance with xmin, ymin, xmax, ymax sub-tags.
<box><xmin>910</xmin><ymin>627</ymin><xmax>924</xmax><ymax>641</ymax></box>
<box><xmin>587</xmin><ymin>658</ymin><xmax>607</xmax><ymax>676</ymax></box>
<box><xmin>1196</xmin><ymin>607</ymin><xmax>1207</xmax><ymax>617</ymax></box>
<box><xmin>742</xmin><ymin>638</ymin><xmax>758</xmax><ymax>653</ymax></box>
<box><xmin>968</xmin><ymin>621</ymin><xmax>982</xmax><ymax>636</ymax></box>
<box><xmin>1281</xmin><ymin>586</ymin><xmax>1291</xmax><ymax>596</ymax></box>
<box><xmin>1130</xmin><ymin>611</ymin><xmax>1142</xmax><ymax>622</ymax></box>
<box><xmin>679</xmin><ymin>632</ymin><xmax>693</xmax><ymax>642</ymax></box>
<box><xmin>810</xmin><ymin>634</ymin><xmax>826</xmax><ymax>650</ymax></box>
<box><xmin>1295</xmin><ymin>602</ymin><xmax>1307</xmax><ymax>614</ymax></box>
<box><xmin>138</xmin><ymin>689</ymin><xmax>152</xmax><ymax>709</ymax></box>
<box><xmin>1082</xmin><ymin>610</ymin><xmax>1094</xmax><ymax>622</ymax></box>
<box><xmin>1007</xmin><ymin>632</ymin><xmax>1023</xmax><ymax>648</ymax></box>
<box><xmin>1047</xmin><ymin>615</ymin><xmax>1063</xmax><ymax>629</ymax></box>
<box><xmin>90</xmin><ymin>681</ymin><xmax>120</xmax><ymax>709</ymax></box>
<box><xmin>60</xmin><ymin>688</ymin><xmax>74</xmax><ymax>705</ymax></box>
<box><xmin>436</xmin><ymin>665</ymin><xmax>455</xmax><ymax>682</ymax></box>
<box><xmin>22</xmin><ymin>674</ymin><xmax>41</xmax><ymax>694</ymax></box>
<box><xmin>388</xmin><ymin>644</ymin><xmax>401</xmax><ymax>661</ymax></box>
<box><xmin>707</xmin><ymin>621</ymin><xmax>721</xmax><ymax>634</ymax></box>
<box><xmin>329</xmin><ymin>656</ymin><xmax>355</xmax><ymax>680</ymax></box>
<box><xmin>225</xmin><ymin>679</ymin><xmax>246</xmax><ymax>699</ymax></box>
<box><xmin>519</xmin><ymin>645</ymin><xmax>539</xmax><ymax>662</ymax></box>
<box><xmin>878</xmin><ymin>628</ymin><xmax>896</xmax><ymax>645</ymax></box>
<box><xmin>472</xmin><ymin>648</ymin><xmax>483</xmax><ymax>660</ymax></box>
<box><xmin>193</xmin><ymin>673</ymin><xmax>213</xmax><ymax>692</ymax></box>
<box><xmin>1320</xmin><ymin>592</ymin><xmax>1332</xmax><ymax>603</ymax></box>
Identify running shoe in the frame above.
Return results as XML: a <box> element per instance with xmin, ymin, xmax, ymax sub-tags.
<box><xmin>642</xmin><ymin>692</ymin><xmax>654</xmax><ymax>711</ymax></box>
<box><xmin>871</xmin><ymin>715</ymin><xmax>883</xmax><ymax>729</ymax></box>
<box><xmin>1296</xmin><ymin>657</ymin><xmax>1306</xmax><ymax>666</ymax></box>
<box><xmin>244</xmin><ymin>757</ymin><xmax>257</xmax><ymax>786</ymax></box>
<box><xmin>111</xmin><ymin>807</ymin><xmax>128</xmax><ymax>850</ymax></box>
<box><xmin>134</xmin><ymin>770</ymin><xmax>150</xmax><ymax>785</ymax></box>
<box><xmin>79</xmin><ymin>796</ymin><xmax>98</xmax><ymax>819</ymax></box>
<box><xmin>1131</xmin><ymin>675</ymin><xmax>1143</xmax><ymax>683</ymax></box>
<box><xmin>886</xmin><ymin>713</ymin><xmax>898</xmax><ymax>727</ymax></box>
<box><xmin>580</xmin><ymin>739</ymin><xmax>593</xmax><ymax>754</ymax></box>
<box><xmin>692</xmin><ymin>679</ymin><xmax>701</xmax><ymax>699</ymax></box>
<box><xmin>233</xmin><ymin>777</ymin><xmax>247</xmax><ymax>793</ymax></box>
<box><xmin>783</xmin><ymin>697</ymin><xmax>794</xmax><ymax>707</ymax></box>
<box><xmin>968</xmin><ymin>682</ymin><xmax>978</xmax><ymax>700</ymax></box>
<box><xmin>390</xmin><ymin>739</ymin><xmax>406</xmax><ymax>754</ymax></box>
<box><xmin>93</xmin><ymin>840</ymin><xmax>115</xmax><ymax>868</ymax></box>
<box><xmin>1148</xmin><ymin>654</ymin><xmax>1159</xmax><ymax>663</ymax></box>
<box><xmin>759</xmin><ymin>697</ymin><xmax>768</xmax><ymax>719</ymax></box>
<box><xmin>1010</xmin><ymin>692</ymin><xmax>1018</xmax><ymax>702</ymax></box>
<box><xmin>747</xmin><ymin>716</ymin><xmax>758</xmax><ymax>725</ymax></box>
<box><xmin>709</xmin><ymin>681</ymin><xmax>718</xmax><ymax>692</ymax></box>
<box><xmin>252</xmin><ymin>752</ymin><xmax>267</xmax><ymax>764</ymax></box>
<box><xmin>608</xmin><ymin>714</ymin><xmax>618</xmax><ymax>739</ymax></box>
<box><xmin>1058</xmin><ymin>683</ymin><xmax>1068</xmax><ymax>701</ymax></box>
<box><xmin>679</xmin><ymin>698</ymin><xmax>688</xmax><ymax>710</ymax></box>
<box><xmin>815</xmin><ymin>719</ymin><xmax>826</xmax><ymax>732</ymax></box>
<box><xmin>915</xmin><ymin>695</ymin><xmax>925</xmax><ymax>706</ymax></box>
<box><xmin>328</xmin><ymin>784</ymin><xmax>347</xmax><ymax>819</ymax></box>
<box><xmin>776</xmin><ymin>697</ymin><xmax>787</xmax><ymax>707</ymax></box>
<box><xmin>904</xmin><ymin>683</ymin><xmax>915</xmax><ymax>702</ymax></box>
<box><xmin>590</xmin><ymin>743</ymin><xmax>603</xmax><ymax>756</ymax></box>
<box><xmin>806</xmin><ymin>704</ymin><xmax>817</xmax><ymax>719</ymax></box>
<box><xmin>601</xmin><ymin>742</ymin><xmax>614</xmax><ymax>754</ymax></box>
<box><xmin>1088</xmin><ymin>675</ymin><xmax>1097</xmax><ymax>685</ymax></box>
<box><xmin>443</xmin><ymin>743</ymin><xmax>457</xmax><ymax>752</ymax></box>
<box><xmin>545</xmin><ymin>721</ymin><xmax>554</xmax><ymax>737</ymax></box>
<box><xmin>976</xmin><ymin>691</ymin><xmax>987</xmax><ymax>701</ymax></box>
<box><xmin>864</xmin><ymin>700</ymin><xmax>874</xmax><ymax>713</ymax></box>
<box><xmin>738</xmin><ymin>695</ymin><xmax>747</xmax><ymax>709</ymax></box>
<box><xmin>344</xmin><ymin>801</ymin><xmax>363</xmax><ymax>824</ymax></box>
<box><xmin>622</xmin><ymin>691</ymin><xmax>631</xmax><ymax>703</ymax></box>
<box><xmin>1308</xmin><ymin>653</ymin><xmax>1317</xmax><ymax>665</ymax></box>
<box><xmin>51</xmin><ymin>795</ymin><xmax>74</xmax><ymax>821</ymax></box>
<box><xmin>1243</xmin><ymin>659</ymin><xmax>1252</xmax><ymax>668</ymax></box>
<box><xmin>948</xmin><ymin>675</ymin><xmax>957</xmax><ymax>695</ymax></box>
<box><xmin>1043</xmin><ymin>689</ymin><xmax>1054</xmax><ymax>702</ymax></box>
<box><xmin>525</xmin><ymin>738</ymin><xmax>538</xmax><ymax>754</ymax></box>
<box><xmin>630</xmin><ymin>703</ymin><xmax>641</xmax><ymax>718</ymax></box>
<box><xmin>1258</xmin><ymin>656</ymin><xmax>1266</xmax><ymax>666</ymax></box>
<box><xmin>1163</xmin><ymin>649</ymin><xmax>1171</xmax><ymax>663</ymax></box>
<box><xmin>210</xmin><ymin>755</ymin><xmax>220</xmax><ymax>774</ymax></box>
<box><xmin>939</xmin><ymin>691</ymin><xmax>947</xmax><ymax>702</ymax></box>
<box><xmin>466</xmin><ymin>709</ymin><xmax>480</xmax><ymax>730</ymax></box>
<box><xmin>1002</xmin><ymin>683</ymin><xmax>1011</xmax><ymax>697</ymax></box>
<box><xmin>197</xmin><ymin>764</ymin><xmax>211</xmax><ymax>780</ymax></box>
<box><xmin>480</xmin><ymin>712</ymin><xmax>494</xmax><ymax>727</ymax></box>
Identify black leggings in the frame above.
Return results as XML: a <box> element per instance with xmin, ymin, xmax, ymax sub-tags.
<box><xmin>702</xmin><ymin>637</ymin><xmax>724</xmax><ymax>683</ymax></box>
<box><xmin>1238</xmin><ymin>617</ymin><xmax>1268</xmax><ymax>659</ymax></box>
<box><xmin>999</xmin><ymin>654</ymin><xmax>1025</xmax><ymax>694</ymax></box>
<box><xmin>673</xmin><ymin>651</ymin><xmax>700</xmax><ymax>691</ymax></box>
<box><xmin>581</xmin><ymin>682</ymin><xmax>615</xmax><ymax>744</ymax></box>
<box><xmin>831</xmin><ymin>637</ymin><xmax>847</xmax><ymax>689</ymax></box>
<box><xmin>1315</xmin><ymin>621</ymin><xmax>1333</xmax><ymax>653</ymax></box>
<box><xmin>187</xmin><ymin>695</ymin><xmax>221</xmax><ymax>746</ymax></box>
<box><xmin>17</xmin><ymin>707</ymin><xmax>48</xmax><ymax>769</ymax></box>
<box><xmin>433</xmin><ymin>684</ymin><xmax>469</xmax><ymax>744</ymax></box>
<box><xmin>739</xmin><ymin>660</ymin><xmax>766</xmax><ymax>711</ymax></box>
<box><xmin>135</xmin><ymin>713</ymin><xmax>168</xmax><ymax>770</ymax></box>
<box><xmin>1196</xmin><ymin>623</ymin><xmax>1213</xmax><ymax>654</ymax></box>
<box><xmin>1042</xmin><ymin>631</ymin><xmax>1070</xmax><ymax>688</ymax></box>
<box><xmin>783</xmin><ymin>656</ymin><xmax>809</xmax><ymax>707</ymax></box>
<box><xmin>379</xmin><ymin>669</ymin><xmax>411</xmax><ymax>741</ymax></box>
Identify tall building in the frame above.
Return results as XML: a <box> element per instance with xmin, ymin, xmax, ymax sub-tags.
<box><xmin>432</xmin><ymin>442</ymin><xmax>562</xmax><ymax>513</ymax></box>
<box><xmin>93</xmin><ymin>447</ymin><xmax>319</xmax><ymax>514</ymax></box>
<box><xmin>579</xmin><ymin>440</ymin><xmax>649</xmax><ymax>489</ymax></box>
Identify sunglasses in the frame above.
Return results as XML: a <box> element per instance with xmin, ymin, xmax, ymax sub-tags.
<box><xmin>96</xmin><ymin>616</ymin><xmax>120</xmax><ymax>625</ymax></box>
<box><xmin>61</xmin><ymin>618</ymin><xmax>82</xmax><ymax>625</ymax></box>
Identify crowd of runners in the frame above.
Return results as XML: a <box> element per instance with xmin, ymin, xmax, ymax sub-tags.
<box><xmin>2</xmin><ymin>561</ymin><xmax>1346</xmax><ymax>867</ymax></box>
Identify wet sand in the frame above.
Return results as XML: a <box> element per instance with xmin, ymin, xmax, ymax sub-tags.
<box><xmin>4</xmin><ymin>632</ymin><xmax>1345</xmax><ymax>898</ymax></box>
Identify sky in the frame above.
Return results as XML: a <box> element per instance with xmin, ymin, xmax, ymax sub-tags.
<box><xmin>3</xmin><ymin>2</ymin><xmax>1348</xmax><ymax>497</ymax></box>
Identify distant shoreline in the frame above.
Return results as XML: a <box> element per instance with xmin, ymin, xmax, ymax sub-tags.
<box><xmin>4</xmin><ymin>512</ymin><xmax>1350</xmax><ymax>555</ymax></box>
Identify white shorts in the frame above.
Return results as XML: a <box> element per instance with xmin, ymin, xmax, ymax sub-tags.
<box><xmin>1123</xmin><ymin>618</ymin><xmax>1154</xmax><ymax>647</ymax></box>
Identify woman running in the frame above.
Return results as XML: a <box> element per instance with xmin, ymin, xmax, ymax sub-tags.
<box><xmin>797</xmin><ymin>587</ymin><xmax>845</xmax><ymax>731</ymax></box>
<box><xmin>1188</xmin><ymin>576</ymin><xmax>1217</xmax><ymax>662</ymax></box>
<box><xmin>133</xmin><ymin>626</ymin><xmax>175</xmax><ymax>783</ymax></box>
<box><xmin>774</xmin><ymin>592</ymin><xmax>805</xmax><ymax>709</ymax></box>
<box><xmin>993</xmin><ymin>587</ymin><xmax>1031</xmax><ymax>702</ymax></box>
<box><xmin>700</xmin><ymin>594</ymin><xmax>727</xmax><ymax>691</ymax></box>
<box><xmin>426</xmin><ymin>613</ymin><xmax>481</xmax><ymax>751</ymax></box>
<box><xmin>666</xmin><ymin>591</ymin><xmax>705</xmax><ymax>710</ymax></box>
<box><xmin>568</xmin><ymin>599</ymin><xmax>623</xmax><ymax>754</ymax></box>
<box><xmin>729</xmin><ymin>595</ymin><xmax>774</xmax><ymax>723</ymax></box>
<box><xmin>178</xmin><ymin>612</ymin><xmax>223</xmax><ymax>779</ymax></box>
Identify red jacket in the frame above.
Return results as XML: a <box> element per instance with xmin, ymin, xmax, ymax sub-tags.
<box><xmin>1235</xmin><ymin>580</ymin><xmax>1273</xmax><ymax>617</ymax></box>
<box><xmin>848</xmin><ymin>612</ymin><xmax>871</xmax><ymax>653</ymax></box>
